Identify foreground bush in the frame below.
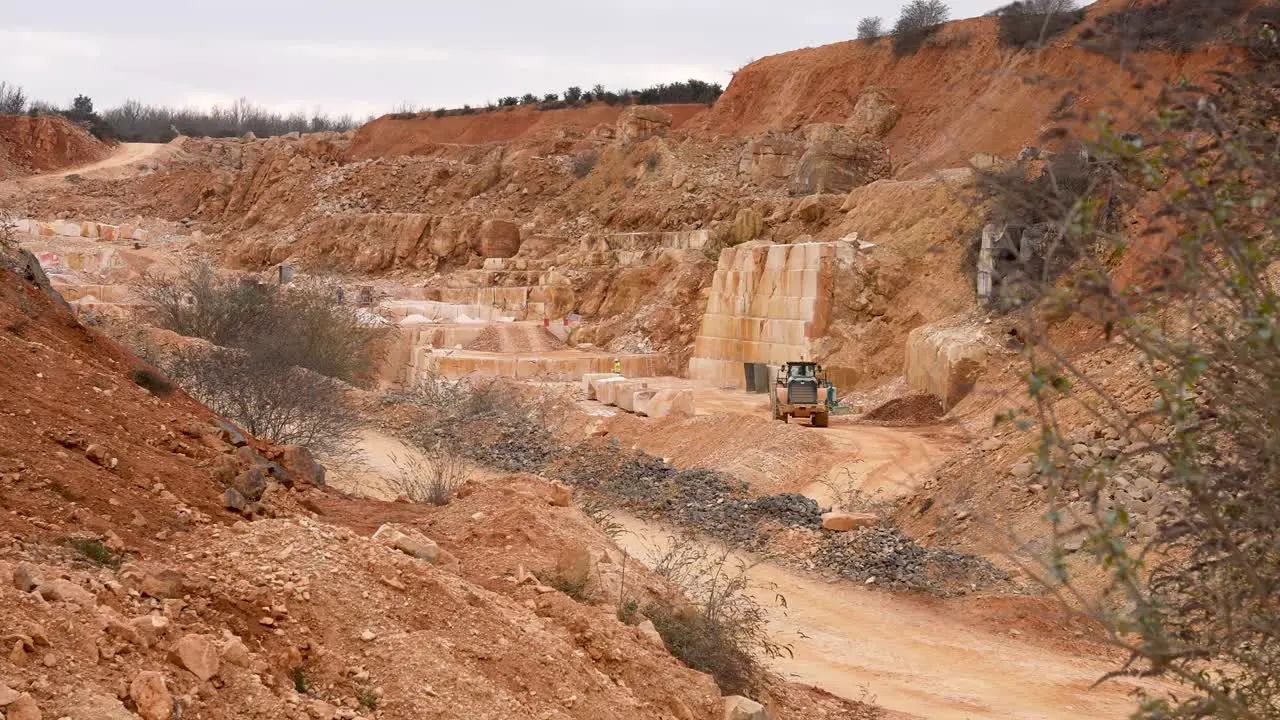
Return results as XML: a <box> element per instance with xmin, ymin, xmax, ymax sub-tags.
<box><xmin>1008</xmin><ymin>22</ymin><xmax>1280</xmax><ymax>719</ymax></box>
<box><xmin>643</xmin><ymin>535</ymin><xmax>789</xmax><ymax>696</ymax></box>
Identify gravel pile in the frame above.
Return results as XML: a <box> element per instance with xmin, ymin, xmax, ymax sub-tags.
<box><xmin>816</xmin><ymin>526</ymin><xmax>1008</xmax><ymax>595</ymax></box>
<box><xmin>550</xmin><ymin>442</ymin><xmax>819</xmax><ymax>547</ymax></box>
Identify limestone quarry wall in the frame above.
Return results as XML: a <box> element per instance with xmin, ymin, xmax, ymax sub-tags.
<box><xmin>688</xmin><ymin>240</ymin><xmax>855</xmax><ymax>388</ymax></box>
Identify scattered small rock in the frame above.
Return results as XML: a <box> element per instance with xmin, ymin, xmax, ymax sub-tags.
<box><xmin>723</xmin><ymin>695</ymin><xmax>769</xmax><ymax>720</ymax></box>
<box><xmin>7</xmin><ymin>694</ymin><xmax>42</xmax><ymax>720</ymax></box>
<box><xmin>129</xmin><ymin>671</ymin><xmax>175</xmax><ymax>720</ymax></box>
<box><xmin>169</xmin><ymin>634</ymin><xmax>221</xmax><ymax>682</ymax></box>
<box><xmin>549</xmin><ymin>482</ymin><xmax>573</xmax><ymax>507</ymax></box>
<box><xmin>13</xmin><ymin>563</ymin><xmax>40</xmax><ymax>593</ymax></box>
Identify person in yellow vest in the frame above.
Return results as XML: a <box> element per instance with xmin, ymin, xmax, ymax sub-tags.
<box><xmin>613</xmin><ymin>358</ymin><xmax>622</xmax><ymax>375</ymax></box>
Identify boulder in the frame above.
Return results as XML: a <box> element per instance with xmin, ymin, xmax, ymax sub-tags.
<box><xmin>632</xmin><ymin>389</ymin><xmax>658</xmax><ymax>416</ymax></box>
<box><xmin>219</xmin><ymin>635</ymin><xmax>251</xmax><ymax>667</ymax></box>
<box><xmin>723</xmin><ymin>695</ymin><xmax>770</xmax><ymax>720</ymax></box>
<box><xmin>595</xmin><ymin>376</ymin><xmax>629</xmax><ymax>406</ymax></box>
<box><xmin>0</xmin><ymin>683</ymin><xmax>19</xmax><ymax>705</ymax></box>
<box><xmin>555</xmin><ymin>546</ymin><xmax>597</xmax><ymax>592</ymax></box>
<box><xmin>821</xmin><ymin>511</ymin><xmax>878</xmax><ymax>531</ymax></box>
<box><xmin>233</xmin><ymin>467</ymin><xmax>267</xmax><ymax>502</ymax></box>
<box><xmin>131</xmin><ymin>614</ymin><xmax>171</xmax><ymax>648</ymax></box>
<box><xmin>618</xmin><ymin>106</ymin><xmax>673</xmax><ymax>144</ymax></box>
<box><xmin>615</xmin><ymin>381</ymin><xmax>648</xmax><ymax>412</ymax></box>
<box><xmin>791</xmin><ymin>123</ymin><xmax>891</xmax><ymax>196</ymax></box>
<box><xmin>581</xmin><ymin>372</ymin><xmax>621</xmax><ymax>400</ymax></box>
<box><xmin>904</xmin><ymin>320</ymin><xmax>989</xmax><ymax>410</ymax></box>
<box><xmin>6</xmin><ymin>694</ymin><xmax>41</xmax><ymax>720</ymax></box>
<box><xmin>130</xmin><ymin>672</ymin><xmax>175</xmax><ymax>720</ymax></box>
<box><xmin>373</xmin><ymin>524</ymin><xmax>440</xmax><ymax>564</ymax></box>
<box><xmin>222</xmin><ymin>486</ymin><xmax>247</xmax><ymax>513</ymax></box>
<box><xmin>169</xmin><ymin>634</ymin><xmax>221</xmax><ymax>681</ymax></box>
<box><xmin>139</xmin><ymin>569</ymin><xmax>186</xmax><ymax>599</ymax></box>
<box><xmin>36</xmin><ymin>579</ymin><xmax>96</xmax><ymax>607</ymax></box>
<box><xmin>739</xmin><ymin>132</ymin><xmax>803</xmax><ymax>184</ymax></box>
<box><xmin>721</xmin><ymin>206</ymin><xmax>763</xmax><ymax>246</ymax></box>
<box><xmin>847</xmin><ymin>87</ymin><xmax>900</xmax><ymax>138</ymax></box>
<box><xmin>645</xmin><ymin>389</ymin><xmax>695</xmax><ymax>419</ymax></box>
<box><xmin>473</xmin><ymin>219</ymin><xmax>522</xmax><ymax>259</ymax></box>
<box><xmin>279</xmin><ymin>444</ymin><xmax>326</xmax><ymax>487</ymax></box>
<box><xmin>790</xmin><ymin>194</ymin><xmax>843</xmax><ymax>223</ymax></box>
<box><xmin>637</xmin><ymin>619</ymin><xmax>666</xmax><ymax>650</ymax></box>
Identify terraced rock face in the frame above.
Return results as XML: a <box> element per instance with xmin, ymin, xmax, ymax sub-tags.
<box><xmin>688</xmin><ymin>240</ymin><xmax>857</xmax><ymax>389</ymax></box>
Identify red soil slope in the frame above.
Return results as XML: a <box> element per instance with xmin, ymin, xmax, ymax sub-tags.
<box><xmin>703</xmin><ymin>12</ymin><xmax>1235</xmax><ymax>176</ymax></box>
<box><xmin>0</xmin><ymin>114</ymin><xmax>111</xmax><ymax>179</ymax></box>
<box><xmin>347</xmin><ymin>103</ymin><xmax>707</xmax><ymax>159</ymax></box>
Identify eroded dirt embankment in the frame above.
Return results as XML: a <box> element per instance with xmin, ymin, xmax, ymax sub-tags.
<box><xmin>0</xmin><ymin>114</ymin><xmax>111</xmax><ymax>179</ymax></box>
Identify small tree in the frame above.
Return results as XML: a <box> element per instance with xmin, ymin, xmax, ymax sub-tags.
<box><xmin>591</xmin><ymin>83</ymin><xmax>606</xmax><ymax>101</ymax></box>
<box><xmin>520</xmin><ymin>93</ymin><xmax>538</xmax><ymax>105</ymax></box>
<box><xmin>564</xmin><ymin>86</ymin><xmax>583</xmax><ymax>103</ymax></box>
<box><xmin>0</xmin><ymin>82</ymin><xmax>27</xmax><ymax>114</ymax></box>
<box><xmin>892</xmin><ymin>0</ymin><xmax>950</xmax><ymax>54</ymax></box>
<box><xmin>542</xmin><ymin>93</ymin><xmax>559</xmax><ymax>103</ymax></box>
<box><xmin>70</xmin><ymin>94</ymin><xmax>94</xmax><ymax>119</ymax></box>
<box><xmin>857</xmin><ymin>16</ymin><xmax>884</xmax><ymax>42</ymax></box>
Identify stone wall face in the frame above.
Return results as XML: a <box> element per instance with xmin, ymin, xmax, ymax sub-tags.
<box><xmin>688</xmin><ymin>240</ymin><xmax>855</xmax><ymax>388</ymax></box>
<box><xmin>903</xmin><ymin>320</ymin><xmax>989</xmax><ymax>409</ymax></box>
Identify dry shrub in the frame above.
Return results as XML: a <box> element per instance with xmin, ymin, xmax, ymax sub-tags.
<box><xmin>992</xmin><ymin>1</ymin><xmax>1085</xmax><ymax>48</ymax></box>
<box><xmin>1081</xmin><ymin>0</ymin><xmax>1249</xmax><ymax>54</ymax></box>
<box><xmin>403</xmin><ymin>372</ymin><xmax>568</xmax><ymax>472</ymax></box>
<box><xmin>642</xmin><ymin>535</ymin><xmax>789</xmax><ymax>696</ymax></box>
<box><xmin>128</xmin><ymin>366</ymin><xmax>174</xmax><ymax>397</ymax></box>
<box><xmin>1005</xmin><ymin>24</ymin><xmax>1280</xmax><ymax>720</ymax></box>
<box><xmin>892</xmin><ymin>0</ymin><xmax>950</xmax><ymax>55</ymax></box>
<box><xmin>163</xmin><ymin>346</ymin><xmax>360</xmax><ymax>455</ymax></box>
<box><xmin>857</xmin><ymin>16</ymin><xmax>884</xmax><ymax>42</ymax></box>
<box><xmin>387</xmin><ymin>445</ymin><xmax>470</xmax><ymax>506</ymax></box>
<box><xmin>0</xmin><ymin>206</ymin><xmax>15</xmax><ymax>251</ymax></box>
<box><xmin>134</xmin><ymin>261</ymin><xmax>385</xmax><ymax>387</ymax></box>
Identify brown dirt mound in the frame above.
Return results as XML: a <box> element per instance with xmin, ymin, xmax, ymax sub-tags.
<box><xmin>465</xmin><ymin>323</ymin><xmax>568</xmax><ymax>353</ymax></box>
<box><xmin>0</xmin><ymin>115</ymin><xmax>111</xmax><ymax>179</ymax></box>
<box><xmin>862</xmin><ymin>394</ymin><xmax>945</xmax><ymax>424</ymax></box>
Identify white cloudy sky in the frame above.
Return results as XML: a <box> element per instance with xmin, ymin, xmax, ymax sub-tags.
<box><xmin>3</xmin><ymin>0</ymin><xmax>998</xmax><ymax>118</ymax></box>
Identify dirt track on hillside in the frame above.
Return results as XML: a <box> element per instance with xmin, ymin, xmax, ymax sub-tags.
<box><xmin>615</xmin><ymin>512</ymin><xmax>1159</xmax><ymax>720</ymax></box>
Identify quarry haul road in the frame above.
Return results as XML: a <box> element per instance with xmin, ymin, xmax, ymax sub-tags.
<box><xmin>336</xmin><ymin>417</ymin><xmax>1160</xmax><ymax>720</ymax></box>
<box><xmin>4</xmin><ymin>142</ymin><xmax>163</xmax><ymax>191</ymax></box>
<box><xmin>614</xmin><ymin>512</ymin><xmax>1151</xmax><ymax>720</ymax></box>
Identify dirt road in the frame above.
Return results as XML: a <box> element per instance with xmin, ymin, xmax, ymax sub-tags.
<box><xmin>3</xmin><ymin>143</ymin><xmax>164</xmax><ymax>193</ymax></box>
<box><xmin>615</xmin><ymin>513</ymin><xmax>1150</xmax><ymax>720</ymax></box>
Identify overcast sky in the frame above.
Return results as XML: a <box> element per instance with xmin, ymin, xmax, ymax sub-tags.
<box><xmin>3</xmin><ymin>0</ymin><xmax>997</xmax><ymax>118</ymax></box>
